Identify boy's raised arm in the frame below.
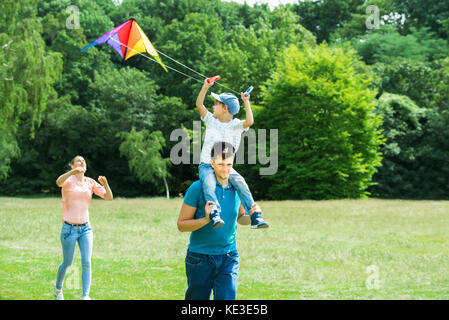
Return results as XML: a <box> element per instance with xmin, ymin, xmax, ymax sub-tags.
<box><xmin>241</xmin><ymin>92</ymin><xmax>254</xmax><ymax>128</ymax></box>
<box><xmin>196</xmin><ymin>79</ymin><xmax>214</xmax><ymax>119</ymax></box>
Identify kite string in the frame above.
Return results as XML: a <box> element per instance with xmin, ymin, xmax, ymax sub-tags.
<box><xmin>109</xmin><ymin>37</ymin><xmax>204</xmax><ymax>83</ymax></box>
<box><xmin>155</xmin><ymin>49</ymin><xmax>241</xmax><ymax>94</ymax></box>
<box><xmin>108</xmin><ymin>37</ymin><xmax>240</xmax><ymax>95</ymax></box>
<box><xmin>155</xmin><ymin>49</ymin><xmax>209</xmax><ymax>80</ymax></box>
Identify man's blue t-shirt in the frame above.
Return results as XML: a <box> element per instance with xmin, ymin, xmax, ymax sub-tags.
<box><xmin>183</xmin><ymin>180</ymin><xmax>241</xmax><ymax>255</ymax></box>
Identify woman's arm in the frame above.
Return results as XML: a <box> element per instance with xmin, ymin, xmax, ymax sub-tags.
<box><xmin>98</xmin><ymin>176</ymin><xmax>113</xmax><ymax>200</ymax></box>
<box><xmin>56</xmin><ymin>168</ymin><xmax>83</xmax><ymax>187</ymax></box>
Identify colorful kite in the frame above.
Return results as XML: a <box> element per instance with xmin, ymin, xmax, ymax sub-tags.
<box><xmin>80</xmin><ymin>18</ymin><xmax>168</xmax><ymax>72</ymax></box>
<box><xmin>80</xmin><ymin>19</ymin><xmax>247</xmax><ymax>94</ymax></box>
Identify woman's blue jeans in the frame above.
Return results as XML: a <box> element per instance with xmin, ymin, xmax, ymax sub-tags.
<box><xmin>185</xmin><ymin>250</ymin><xmax>240</xmax><ymax>300</ymax></box>
<box><xmin>199</xmin><ymin>162</ymin><xmax>255</xmax><ymax>215</ymax></box>
<box><xmin>55</xmin><ymin>222</ymin><xmax>93</xmax><ymax>297</ymax></box>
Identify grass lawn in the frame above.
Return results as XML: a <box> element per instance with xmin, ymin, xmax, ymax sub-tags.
<box><xmin>1</xmin><ymin>196</ymin><xmax>449</xmax><ymax>300</ymax></box>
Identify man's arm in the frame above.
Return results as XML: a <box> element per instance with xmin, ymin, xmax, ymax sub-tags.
<box><xmin>196</xmin><ymin>79</ymin><xmax>214</xmax><ymax>119</ymax></box>
<box><xmin>241</xmin><ymin>93</ymin><xmax>254</xmax><ymax>128</ymax></box>
<box><xmin>177</xmin><ymin>201</ymin><xmax>214</xmax><ymax>232</ymax></box>
<box><xmin>237</xmin><ymin>204</ymin><xmax>250</xmax><ymax>225</ymax></box>
<box><xmin>237</xmin><ymin>203</ymin><xmax>262</xmax><ymax>225</ymax></box>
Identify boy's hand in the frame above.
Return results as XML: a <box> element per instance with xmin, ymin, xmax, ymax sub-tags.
<box><xmin>242</xmin><ymin>90</ymin><xmax>254</xmax><ymax>128</ymax></box>
<box><xmin>203</xmin><ymin>78</ymin><xmax>215</xmax><ymax>89</ymax></box>
<box><xmin>204</xmin><ymin>201</ymin><xmax>216</xmax><ymax>221</ymax></box>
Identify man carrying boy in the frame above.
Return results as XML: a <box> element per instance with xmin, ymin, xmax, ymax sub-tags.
<box><xmin>195</xmin><ymin>78</ymin><xmax>269</xmax><ymax>229</ymax></box>
<box><xmin>177</xmin><ymin>142</ymin><xmax>262</xmax><ymax>299</ymax></box>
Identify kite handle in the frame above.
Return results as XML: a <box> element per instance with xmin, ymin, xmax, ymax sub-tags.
<box><xmin>207</xmin><ymin>75</ymin><xmax>221</xmax><ymax>83</ymax></box>
<box><xmin>244</xmin><ymin>86</ymin><xmax>253</xmax><ymax>97</ymax></box>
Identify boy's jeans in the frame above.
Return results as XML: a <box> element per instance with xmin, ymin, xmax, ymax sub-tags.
<box><xmin>55</xmin><ymin>222</ymin><xmax>93</xmax><ymax>297</ymax></box>
<box><xmin>199</xmin><ymin>162</ymin><xmax>255</xmax><ymax>215</ymax></box>
<box><xmin>185</xmin><ymin>250</ymin><xmax>240</xmax><ymax>300</ymax></box>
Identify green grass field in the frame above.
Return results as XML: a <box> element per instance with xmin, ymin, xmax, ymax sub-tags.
<box><xmin>1</xmin><ymin>196</ymin><xmax>449</xmax><ymax>300</ymax></box>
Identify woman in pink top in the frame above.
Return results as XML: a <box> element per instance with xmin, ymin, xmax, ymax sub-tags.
<box><xmin>54</xmin><ymin>155</ymin><xmax>113</xmax><ymax>300</ymax></box>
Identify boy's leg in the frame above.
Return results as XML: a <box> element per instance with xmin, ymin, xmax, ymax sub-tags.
<box><xmin>199</xmin><ymin>163</ymin><xmax>224</xmax><ymax>228</ymax></box>
<box><xmin>229</xmin><ymin>168</ymin><xmax>269</xmax><ymax>229</ymax></box>
<box><xmin>199</xmin><ymin>163</ymin><xmax>220</xmax><ymax>210</ymax></box>
<box><xmin>229</xmin><ymin>168</ymin><xmax>255</xmax><ymax>215</ymax></box>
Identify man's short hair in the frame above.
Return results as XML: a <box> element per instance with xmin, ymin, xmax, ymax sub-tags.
<box><xmin>210</xmin><ymin>142</ymin><xmax>235</xmax><ymax>160</ymax></box>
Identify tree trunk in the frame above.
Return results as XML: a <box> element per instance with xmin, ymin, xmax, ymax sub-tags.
<box><xmin>163</xmin><ymin>176</ymin><xmax>169</xmax><ymax>199</ymax></box>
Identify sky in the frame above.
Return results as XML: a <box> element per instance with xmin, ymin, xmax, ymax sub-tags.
<box><xmin>222</xmin><ymin>0</ymin><xmax>300</xmax><ymax>10</ymax></box>
<box><xmin>113</xmin><ymin>0</ymin><xmax>300</xmax><ymax>10</ymax></box>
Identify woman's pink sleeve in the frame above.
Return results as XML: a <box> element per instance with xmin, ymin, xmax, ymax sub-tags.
<box><xmin>91</xmin><ymin>179</ymin><xmax>106</xmax><ymax>198</ymax></box>
<box><xmin>61</xmin><ymin>176</ymin><xmax>72</xmax><ymax>188</ymax></box>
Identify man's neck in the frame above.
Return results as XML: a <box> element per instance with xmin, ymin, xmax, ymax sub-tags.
<box><xmin>215</xmin><ymin>175</ymin><xmax>229</xmax><ymax>187</ymax></box>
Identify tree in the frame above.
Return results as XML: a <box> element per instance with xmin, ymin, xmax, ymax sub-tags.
<box><xmin>0</xmin><ymin>0</ymin><xmax>62</xmax><ymax>181</ymax></box>
<box><xmin>118</xmin><ymin>129</ymin><xmax>171</xmax><ymax>198</ymax></box>
<box><xmin>417</xmin><ymin>57</ymin><xmax>449</xmax><ymax>198</ymax></box>
<box><xmin>251</xmin><ymin>43</ymin><xmax>383</xmax><ymax>199</ymax></box>
<box><xmin>353</xmin><ymin>26</ymin><xmax>449</xmax><ymax>65</ymax></box>
<box><xmin>370</xmin><ymin>93</ymin><xmax>427</xmax><ymax>198</ymax></box>
<box><xmin>371</xmin><ymin>57</ymin><xmax>435</xmax><ymax>104</ymax></box>
<box><xmin>290</xmin><ymin>0</ymin><xmax>365</xmax><ymax>43</ymax></box>
<box><xmin>329</xmin><ymin>0</ymin><xmax>397</xmax><ymax>41</ymax></box>
<box><xmin>37</xmin><ymin>0</ymin><xmax>114</xmax><ymax>40</ymax></box>
<box><xmin>151</xmin><ymin>12</ymin><xmax>226</xmax><ymax>106</ymax></box>
<box><xmin>213</xmin><ymin>7</ymin><xmax>316</xmax><ymax>106</ymax></box>
<box><xmin>38</xmin><ymin>0</ymin><xmax>116</xmax><ymax>108</ymax></box>
<box><xmin>368</xmin><ymin>58</ymin><xmax>449</xmax><ymax>199</ymax></box>
<box><xmin>391</xmin><ymin>0</ymin><xmax>449</xmax><ymax>39</ymax></box>
<box><xmin>3</xmin><ymin>0</ymin><xmax>446</xmax><ymax>199</ymax></box>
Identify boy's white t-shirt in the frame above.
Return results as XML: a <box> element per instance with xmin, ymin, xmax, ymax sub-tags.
<box><xmin>200</xmin><ymin>111</ymin><xmax>249</xmax><ymax>164</ymax></box>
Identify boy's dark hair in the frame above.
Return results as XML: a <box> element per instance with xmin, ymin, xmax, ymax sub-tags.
<box><xmin>210</xmin><ymin>142</ymin><xmax>235</xmax><ymax>160</ymax></box>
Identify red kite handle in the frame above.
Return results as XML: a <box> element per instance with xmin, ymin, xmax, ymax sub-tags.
<box><xmin>207</xmin><ymin>75</ymin><xmax>221</xmax><ymax>83</ymax></box>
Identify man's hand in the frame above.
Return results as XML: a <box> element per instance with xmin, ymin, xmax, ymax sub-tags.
<box><xmin>249</xmin><ymin>203</ymin><xmax>262</xmax><ymax>215</ymax></box>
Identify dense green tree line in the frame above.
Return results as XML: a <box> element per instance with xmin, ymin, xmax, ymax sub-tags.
<box><xmin>0</xmin><ymin>0</ymin><xmax>448</xmax><ymax>199</ymax></box>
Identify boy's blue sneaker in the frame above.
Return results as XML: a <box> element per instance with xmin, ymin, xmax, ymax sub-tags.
<box><xmin>250</xmin><ymin>212</ymin><xmax>269</xmax><ymax>229</ymax></box>
<box><xmin>209</xmin><ymin>209</ymin><xmax>225</xmax><ymax>228</ymax></box>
